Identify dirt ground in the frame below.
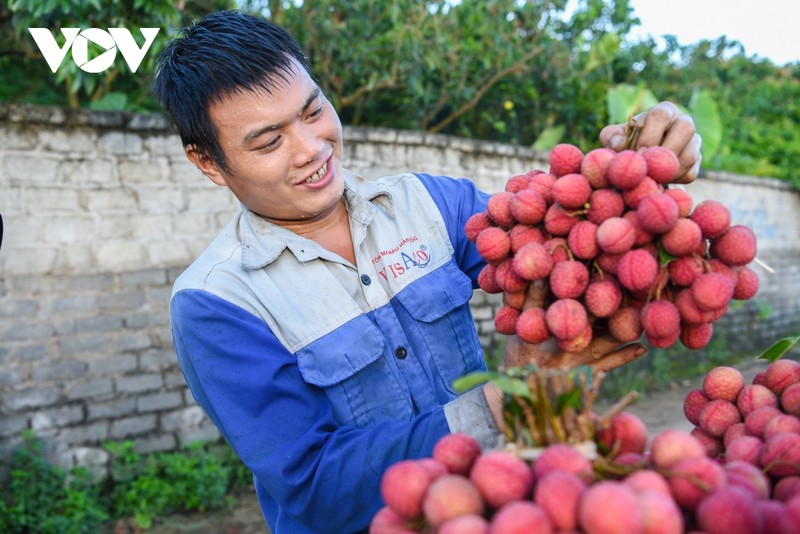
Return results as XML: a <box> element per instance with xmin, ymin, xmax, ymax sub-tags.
<box><xmin>143</xmin><ymin>358</ymin><xmax>773</xmax><ymax>534</ymax></box>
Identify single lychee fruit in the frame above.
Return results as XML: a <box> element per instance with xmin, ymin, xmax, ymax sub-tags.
<box><xmin>543</xmin><ymin>203</ymin><xmax>579</xmax><ymax>236</ymax></box>
<box><xmin>596</xmin><ymin>251</ymin><xmax>624</xmax><ymax>275</ymax></box>
<box><xmin>616</xmin><ymin>248</ymin><xmax>659</xmax><ymax>292</ymax></box>
<box><xmin>465</xmin><ymin>212</ymin><xmax>492</xmax><ymax>243</ymax></box>
<box><xmin>737</xmin><ymin>383</ymin><xmax>779</xmax><ymax>417</ymax></box>
<box><xmin>495</xmin><ymin>260</ymin><xmax>528</xmax><ymax>293</ymax></box>
<box><xmin>758</xmin><ymin>500</ymin><xmax>793</xmax><ymax>534</ymax></box>
<box><xmin>761</xmin><ymin>431</ymin><xmax>800</xmax><ymax>478</ymax></box>
<box><xmin>690</xmin><ymin>272</ymin><xmax>734</xmax><ymax>311</ymax></box>
<box><xmin>567</xmin><ymin>220</ymin><xmax>599</xmax><ymax>260</ymax></box>
<box><xmin>596</xmin><ymin>216</ymin><xmax>635</xmax><ymax>254</ymax></box>
<box><xmin>668</xmin><ymin>455</ymin><xmax>726</xmax><ymax>511</ymax></box>
<box><xmin>489</xmin><ymin>501</ymin><xmax>552</xmax><ymax>534</ymax></box>
<box><xmin>552</xmin><ymin>173</ymin><xmax>592</xmax><ymax>209</ymax></box>
<box><xmin>642</xmin><ymin>146</ymin><xmax>681</xmax><ymax>184</ymax></box>
<box><xmin>470</xmin><ymin>450</ymin><xmax>533</xmax><ymax>510</ymax></box>
<box><xmin>509</xmin><ymin>224</ymin><xmax>545</xmax><ymax>253</ymax></box>
<box><xmin>544</xmin><ymin>237</ymin><xmax>570</xmax><ymax>263</ymax></box>
<box><xmin>732</xmin><ymin>266</ymin><xmax>759</xmax><ymax>300</ymax></box>
<box><xmin>549</xmin><ymin>260</ymin><xmax>590</xmax><ymax>299</ymax></box>
<box><xmin>690</xmin><ymin>200</ymin><xmax>731</xmax><ymax>238</ymax></box>
<box><xmin>744</xmin><ymin>405</ymin><xmax>782</xmax><ymax>439</ymax></box>
<box><xmin>708</xmin><ymin>257</ymin><xmax>739</xmax><ymax>286</ymax></box>
<box><xmin>369</xmin><ymin>506</ymin><xmax>417</xmax><ymax>534</ymax></box>
<box><xmin>545</xmin><ymin>299</ymin><xmax>588</xmax><ymax>341</ymax></box>
<box><xmin>680</xmin><ymin>322</ymin><xmax>713</xmax><ymax>350</ymax></box>
<box><xmin>668</xmin><ymin>254</ymin><xmax>705</xmax><ymax>287</ymax></box>
<box><xmin>623</xmin><ymin>209</ymin><xmax>654</xmax><ymax>246</ymax></box>
<box><xmin>696</xmin><ymin>486</ymin><xmax>762</xmax><ymax>534</ymax></box>
<box><xmin>494</xmin><ymin>305</ymin><xmax>520</xmax><ymax>335</ymax></box>
<box><xmin>781</xmin><ymin>382</ymin><xmax>800</xmax><ymax>417</ymax></box>
<box><xmin>580</xmin><ymin>147</ymin><xmax>615</xmax><ymax>188</ymax></box>
<box><xmin>433</xmin><ymin>433</ymin><xmax>482</xmax><ymax>476</ymax></box>
<box><xmin>584</xmin><ymin>276</ymin><xmax>622</xmax><ymax>318</ymax></box>
<box><xmin>596</xmin><ymin>411</ymin><xmax>649</xmax><ymax>455</ymax></box>
<box><xmin>437</xmin><ymin>514</ymin><xmax>490</xmax><ymax>534</ymax></box>
<box><xmin>516</xmin><ymin>308</ymin><xmax>551</xmax><ymax>344</ymax></box>
<box><xmin>664</xmin><ymin>187</ymin><xmax>694</xmax><ymax>217</ymax></box>
<box><xmin>622</xmin><ymin>176</ymin><xmax>661</xmax><ymax>209</ymax></box>
<box><xmin>723</xmin><ymin>423</ymin><xmax>748</xmax><ymax>449</ymax></box>
<box><xmin>477</xmin><ymin>264</ymin><xmax>502</xmax><ymax>294</ymax></box>
<box><xmin>765</xmin><ymin>359</ymin><xmax>800</xmax><ymax>395</ymax></box>
<box><xmin>698</xmin><ymin>398</ymin><xmax>741</xmax><ymax>438</ymax></box>
<box><xmin>660</xmin><ymin>218</ymin><xmax>703</xmax><ymax>256</ymax></box>
<box><xmin>607</xmin><ymin>149</ymin><xmax>648</xmax><ymax>190</ymax></box>
<box><xmin>710</xmin><ymin>225</ymin><xmax>757</xmax><ymax>266</ymax></box>
<box><xmin>416</xmin><ymin>458</ymin><xmax>448</xmax><ymax>480</ymax></box>
<box><xmin>725</xmin><ymin>459</ymin><xmax>771</xmax><ymax>499</ymax></box>
<box><xmin>504</xmin><ymin>173</ymin><xmax>531</xmax><ymax>193</ymax></box>
<box><xmin>486</xmin><ymin>191</ymin><xmax>515</xmax><ymax>228</ymax></box>
<box><xmin>690</xmin><ymin>426</ymin><xmax>724</xmax><ymax>458</ymax></box>
<box><xmin>380</xmin><ymin>459</ymin><xmax>433</xmax><ymax>518</ymax></box>
<box><xmin>649</xmin><ymin>429</ymin><xmax>705</xmax><ymax>470</ymax></box>
<box><xmin>512</xmin><ymin>242</ymin><xmax>554</xmax><ymax>281</ymax></box>
<box><xmin>423</xmin><ymin>474</ymin><xmax>485</xmax><ymax>529</ymax></box>
<box><xmin>528</xmin><ymin>172</ymin><xmax>557</xmax><ymax>204</ymax></box>
<box><xmin>641</xmin><ymin>300</ymin><xmax>681</xmax><ymax>340</ymax></box>
<box><xmin>608</xmin><ymin>305</ymin><xmax>644</xmax><ymax>343</ymax></box>
<box><xmin>636</xmin><ymin>193</ymin><xmax>679</xmax><ymax>234</ymax></box>
<box><xmin>578</xmin><ymin>481</ymin><xmax>645</xmax><ymax>534</ymax></box>
<box><xmin>503</xmin><ymin>289</ymin><xmax>526</xmax><ymax>310</ymax></box>
<box><xmin>549</xmin><ymin>143</ymin><xmax>584</xmax><ymax>177</ymax></box>
<box><xmin>683</xmin><ymin>388</ymin><xmax>710</xmax><ymax>426</ymax></box>
<box><xmin>510</xmin><ymin>188</ymin><xmax>547</xmax><ymax>225</ymax></box>
<box><xmin>763</xmin><ymin>414</ymin><xmax>800</xmax><ymax>441</ymax></box>
<box><xmin>774</xmin><ymin>476</ymin><xmax>800</xmax><ymax>502</ymax></box>
<box><xmin>703</xmin><ymin>365</ymin><xmax>745</xmax><ymax>402</ymax></box>
<box><xmin>533</xmin><ymin>471</ymin><xmax>586</xmax><ymax>531</ymax></box>
<box><xmin>533</xmin><ymin>443</ymin><xmax>594</xmax><ymax>482</ymax></box>
<box><xmin>557</xmin><ymin>323</ymin><xmax>593</xmax><ymax>352</ymax></box>
<box><xmin>623</xmin><ymin>470</ymin><xmax>672</xmax><ymax>496</ymax></box>
<box><xmin>725</xmin><ymin>435</ymin><xmax>764</xmax><ymax>465</ymax></box>
<box><xmin>586</xmin><ymin>188</ymin><xmax>625</xmax><ymax>224</ymax></box>
<box><xmin>674</xmin><ymin>289</ymin><xmax>717</xmax><ymax>325</ymax></box>
<box><xmin>638</xmin><ymin>489</ymin><xmax>685</xmax><ymax>534</ymax></box>
<box><xmin>475</xmin><ymin>226</ymin><xmax>510</xmax><ymax>263</ymax></box>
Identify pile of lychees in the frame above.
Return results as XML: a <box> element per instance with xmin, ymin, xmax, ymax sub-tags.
<box><xmin>370</xmin><ymin>361</ymin><xmax>800</xmax><ymax>534</ymax></box>
<box><xmin>466</xmin><ymin>141</ymin><xmax>760</xmax><ymax>351</ymax></box>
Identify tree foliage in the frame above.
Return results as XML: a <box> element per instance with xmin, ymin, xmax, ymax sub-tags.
<box><xmin>0</xmin><ymin>0</ymin><xmax>798</xmax><ymax>187</ymax></box>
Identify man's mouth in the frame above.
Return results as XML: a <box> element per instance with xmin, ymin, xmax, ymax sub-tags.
<box><xmin>306</xmin><ymin>161</ymin><xmax>328</xmax><ymax>184</ymax></box>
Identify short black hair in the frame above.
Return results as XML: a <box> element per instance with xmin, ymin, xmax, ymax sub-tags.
<box><xmin>153</xmin><ymin>10</ymin><xmax>311</xmax><ymax>173</ymax></box>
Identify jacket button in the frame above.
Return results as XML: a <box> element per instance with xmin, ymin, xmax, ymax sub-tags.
<box><xmin>394</xmin><ymin>346</ymin><xmax>408</xmax><ymax>359</ymax></box>
<box><xmin>360</xmin><ymin>274</ymin><xmax>371</xmax><ymax>285</ymax></box>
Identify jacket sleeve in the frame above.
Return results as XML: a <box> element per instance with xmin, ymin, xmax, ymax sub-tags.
<box><xmin>413</xmin><ymin>173</ymin><xmax>490</xmax><ymax>285</ymax></box>
<box><xmin>170</xmin><ymin>288</ymin><xmax>451</xmax><ymax>532</ymax></box>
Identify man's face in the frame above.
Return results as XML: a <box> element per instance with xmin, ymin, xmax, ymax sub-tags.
<box><xmin>192</xmin><ymin>58</ymin><xmax>344</xmax><ymax>224</ymax></box>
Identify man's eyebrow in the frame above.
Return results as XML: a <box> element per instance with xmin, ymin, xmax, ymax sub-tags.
<box><xmin>244</xmin><ymin>87</ymin><xmax>322</xmax><ymax>143</ymax></box>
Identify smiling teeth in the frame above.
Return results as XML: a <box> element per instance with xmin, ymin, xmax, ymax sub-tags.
<box><xmin>306</xmin><ymin>162</ymin><xmax>327</xmax><ymax>183</ymax></box>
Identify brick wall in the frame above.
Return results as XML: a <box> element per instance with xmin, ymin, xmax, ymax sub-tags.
<box><xmin>1</xmin><ymin>103</ymin><xmax>798</xmax><ymax>474</ymax></box>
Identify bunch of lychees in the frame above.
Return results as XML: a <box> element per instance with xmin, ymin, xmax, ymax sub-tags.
<box><xmin>467</xmin><ymin>130</ymin><xmax>760</xmax><ymax>353</ymax></box>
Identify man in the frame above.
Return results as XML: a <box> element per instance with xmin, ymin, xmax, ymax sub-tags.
<box><xmin>154</xmin><ymin>10</ymin><xmax>701</xmax><ymax>533</ymax></box>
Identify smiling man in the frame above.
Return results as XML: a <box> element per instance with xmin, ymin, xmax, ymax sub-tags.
<box><xmin>154</xmin><ymin>10</ymin><xmax>701</xmax><ymax>533</ymax></box>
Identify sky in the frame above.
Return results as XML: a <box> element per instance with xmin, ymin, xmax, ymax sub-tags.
<box><xmin>626</xmin><ymin>0</ymin><xmax>800</xmax><ymax>66</ymax></box>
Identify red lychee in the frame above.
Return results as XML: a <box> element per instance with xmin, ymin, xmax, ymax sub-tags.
<box><xmin>475</xmin><ymin>226</ymin><xmax>510</xmax><ymax>263</ymax></box>
<box><xmin>489</xmin><ymin>501</ymin><xmax>552</xmax><ymax>534</ymax></box>
<box><xmin>580</xmin><ymin>147</ymin><xmax>615</xmax><ymax>188</ymax></box>
<box><xmin>596</xmin><ymin>216</ymin><xmax>635</xmax><ymax>254</ymax></box>
<box><xmin>622</xmin><ymin>176</ymin><xmax>661</xmax><ymax>209</ymax></box>
<box><xmin>557</xmin><ymin>323</ymin><xmax>593</xmax><ymax>352</ymax></box>
<box><xmin>725</xmin><ymin>459</ymin><xmax>771</xmax><ymax>499</ymax></box>
<box><xmin>549</xmin><ymin>260</ymin><xmax>590</xmax><ymax>299</ymax></box>
<box><xmin>696</xmin><ymin>486</ymin><xmax>762</xmax><ymax>534</ymax></box>
<box><xmin>710</xmin><ymin>225</ymin><xmax>758</xmax><ymax>266</ymax></box>
<box><xmin>765</xmin><ymin>359</ymin><xmax>800</xmax><ymax>395</ymax></box>
<box><xmin>732</xmin><ymin>266</ymin><xmax>759</xmax><ymax>300</ymax></box>
<box><xmin>680</xmin><ymin>322</ymin><xmax>713</xmax><ymax>350</ymax></box>
<box><xmin>586</xmin><ymin>188</ymin><xmax>625</xmax><ymax>224</ymax></box>
<box><xmin>642</xmin><ymin>146</ymin><xmax>681</xmax><ymax>184</ymax></box>
<box><xmin>495</xmin><ymin>260</ymin><xmax>528</xmax><ymax>293</ymax></box>
<box><xmin>616</xmin><ymin>248</ymin><xmax>659</xmax><ymax>292</ymax></box>
<box><xmin>512</xmin><ymin>242</ymin><xmax>554</xmax><ymax>281</ymax></box>
<box><xmin>668</xmin><ymin>455</ymin><xmax>726</xmax><ymax>511</ymax></box>
<box><xmin>725</xmin><ymin>435</ymin><xmax>764</xmax><ymax>465</ymax></box>
<box><xmin>690</xmin><ymin>200</ymin><xmax>732</xmax><ymax>238</ymax></box>
<box><xmin>433</xmin><ymin>433</ymin><xmax>482</xmax><ymax>476</ymax></box>
<box><xmin>369</xmin><ymin>506</ymin><xmax>417</xmax><ymax>534</ymax></box>
<box><xmin>649</xmin><ymin>429</ymin><xmax>705</xmax><ymax>470</ymax></box>
<box><xmin>668</xmin><ymin>254</ymin><xmax>705</xmax><ymax>287</ymax></box>
<box><xmin>664</xmin><ymin>187</ymin><xmax>694</xmax><ymax>217</ymax></box>
<box><xmin>486</xmin><ymin>191</ymin><xmax>515</xmax><ymax>228</ymax></box>
<box><xmin>516</xmin><ymin>308</ymin><xmax>551</xmax><ymax>344</ymax></box>
<box><xmin>761</xmin><ymin>431</ymin><xmax>800</xmax><ymax>477</ymax></box>
<box><xmin>552</xmin><ymin>173</ymin><xmax>592</xmax><ymax>210</ymax></box>
<box><xmin>504</xmin><ymin>173</ymin><xmax>531</xmax><ymax>193</ymax></box>
<box><xmin>623</xmin><ymin>470</ymin><xmax>672</xmax><ymax>496</ymax></box>
<box><xmin>544</xmin><ymin>203</ymin><xmax>579</xmax><ymax>236</ymax></box>
<box><xmin>736</xmin><ymin>384</ymin><xmax>778</xmax><ymax>418</ymax></box>
<box><xmin>690</xmin><ymin>272</ymin><xmax>734</xmax><ymax>311</ymax></box>
<box><xmin>423</xmin><ymin>474</ymin><xmax>485</xmax><ymax>529</ymax></box>
<box><xmin>608</xmin><ymin>305</ymin><xmax>644</xmax><ymax>343</ymax></box>
<box><xmin>607</xmin><ymin>149</ymin><xmax>648</xmax><ymax>190</ymax></box>
<box><xmin>703</xmin><ymin>365</ymin><xmax>745</xmax><ymax>402</ymax></box>
<box><xmin>763</xmin><ymin>414</ymin><xmax>800</xmax><ymax>441</ymax></box>
<box><xmin>549</xmin><ymin>143</ymin><xmax>584</xmax><ymax>177</ymax></box>
<box><xmin>510</xmin><ymin>188</ymin><xmax>547</xmax><ymax>225</ymax></box>
<box><xmin>567</xmin><ymin>220</ymin><xmax>599</xmax><ymax>260</ymax></box>
<box><xmin>691</xmin><ymin>426</ymin><xmax>724</xmax><ymax>458</ymax></box>
<box><xmin>494</xmin><ymin>305</ymin><xmax>520</xmax><ymax>335</ymax></box>
<box><xmin>683</xmin><ymin>388</ymin><xmax>710</xmax><ymax>426</ymax></box>
<box><xmin>660</xmin><ymin>218</ymin><xmax>703</xmax><ymax>256</ymax></box>
<box><xmin>781</xmin><ymin>382</ymin><xmax>800</xmax><ymax>417</ymax></box>
<box><xmin>528</xmin><ymin>172</ymin><xmax>557</xmax><ymax>204</ymax></box>
<box><xmin>698</xmin><ymin>399</ymin><xmax>741</xmax><ymax>438</ymax></box>
<box><xmin>584</xmin><ymin>276</ymin><xmax>622</xmax><ymax>318</ymax></box>
<box><xmin>465</xmin><ymin>212</ymin><xmax>492</xmax><ymax>243</ymax></box>
<box><xmin>636</xmin><ymin>192</ymin><xmax>679</xmax><ymax>234</ymax></box>
<box><xmin>534</xmin><ymin>471</ymin><xmax>586</xmax><ymax>531</ymax></box>
<box><xmin>533</xmin><ymin>443</ymin><xmax>593</xmax><ymax>482</ymax></box>
<box><xmin>596</xmin><ymin>411</ymin><xmax>649</xmax><ymax>455</ymax></box>
<box><xmin>380</xmin><ymin>459</ymin><xmax>433</xmax><ymax>518</ymax></box>
<box><xmin>744</xmin><ymin>405</ymin><xmax>782</xmax><ymax>439</ymax></box>
<box><xmin>641</xmin><ymin>300</ymin><xmax>681</xmax><ymax>340</ymax></box>
<box><xmin>545</xmin><ymin>298</ymin><xmax>589</xmax><ymax>341</ymax></box>
<box><xmin>578</xmin><ymin>481</ymin><xmax>645</xmax><ymax>534</ymax></box>
<box><xmin>509</xmin><ymin>223</ymin><xmax>545</xmax><ymax>253</ymax></box>
<box><xmin>469</xmin><ymin>450</ymin><xmax>533</xmax><ymax>510</ymax></box>
<box><xmin>638</xmin><ymin>489</ymin><xmax>685</xmax><ymax>534</ymax></box>
<box><xmin>437</xmin><ymin>514</ymin><xmax>489</xmax><ymax>534</ymax></box>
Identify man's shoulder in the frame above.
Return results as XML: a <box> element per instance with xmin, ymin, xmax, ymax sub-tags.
<box><xmin>172</xmin><ymin>215</ymin><xmax>245</xmax><ymax>295</ymax></box>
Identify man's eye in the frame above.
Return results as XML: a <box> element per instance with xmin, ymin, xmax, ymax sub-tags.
<box><xmin>308</xmin><ymin>106</ymin><xmax>323</xmax><ymax>118</ymax></box>
<box><xmin>258</xmin><ymin>137</ymin><xmax>280</xmax><ymax>151</ymax></box>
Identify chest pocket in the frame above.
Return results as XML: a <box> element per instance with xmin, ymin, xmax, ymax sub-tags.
<box><xmin>296</xmin><ymin>316</ymin><xmax>413</xmax><ymax>428</ymax></box>
<box><xmin>393</xmin><ymin>261</ymin><xmax>486</xmax><ymax>395</ymax></box>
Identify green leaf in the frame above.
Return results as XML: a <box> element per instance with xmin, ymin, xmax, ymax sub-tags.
<box><xmin>758</xmin><ymin>336</ymin><xmax>800</xmax><ymax>362</ymax></box>
<box><xmin>554</xmin><ymin>386</ymin><xmax>583</xmax><ymax>413</ymax></box>
<box><xmin>452</xmin><ymin>371</ymin><xmax>497</xmax><ymax>392</ymax></box>
<box><xmin>451</xmin><ymin>371</ymin><xmax>531</xmax><ymax>398</ymax></box>
<box><xmin>532</xmin><ymin>125</ymin><xmax>565</xmax><ymax>151</ymax></box>
<box><xmin>689</xmin><ymin>89</ymin><xmax>723</xmax><ymax>161</ymax></box>
<box><xmin>606</xmin><ymin>84</ymin><xmax>659</xmax><ymax>125</ymax></box>
<box><xmin>89</xmin><ymin>92</ymin><xmax>128</xmax><ymax>111</ymax></box>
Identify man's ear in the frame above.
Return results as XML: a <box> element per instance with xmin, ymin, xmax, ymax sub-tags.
<box><xmin>185</xmin><ymin>145</ymin><xmax>227</xmax><ymax>187</ymax></box>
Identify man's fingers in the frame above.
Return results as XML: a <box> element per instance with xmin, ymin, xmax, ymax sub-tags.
<box><xmin>522</xmin><ymin>280</ymin><xmax>549</xmax><ymax>311</ymax></box>
<box><xmin>632</xmin><ymin>101</ymin><xmax>679</xmax><ymax>148</ymax></box>
<box><xmin>673</xmin><ymin>133</ymin><xmax>703</xmax><ymax>184</ymax></box>
<box><xmin>589</xmin><ymin>342</ymin><xmax>647</xmax><ymax>372</ymax></box>
<box><xmin>599</xmin><ymin>124</ymin><xmax>626</xmax><ymax>151</ymax></box>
